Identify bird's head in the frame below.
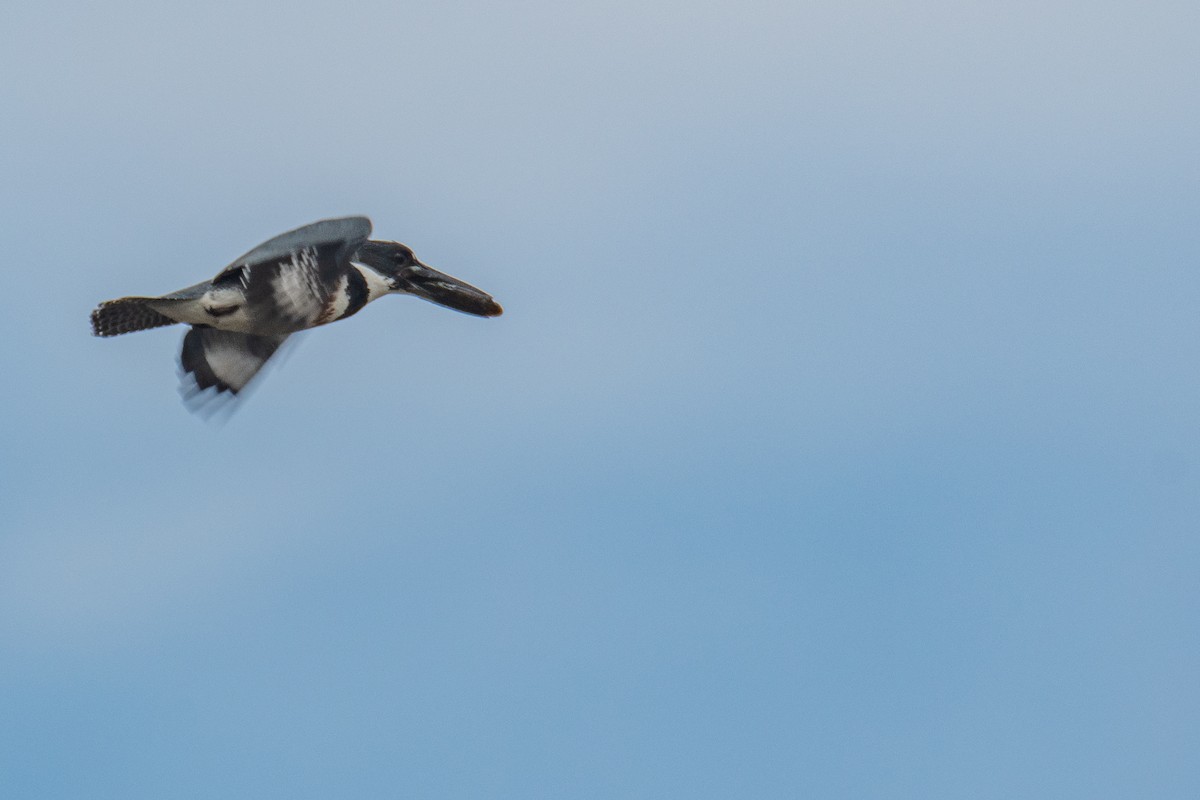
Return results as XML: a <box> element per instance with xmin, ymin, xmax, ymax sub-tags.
<box><xmin>354</xmin><ymin>240</ymin><xmax>503</xmax><ymax>317</ymax></box>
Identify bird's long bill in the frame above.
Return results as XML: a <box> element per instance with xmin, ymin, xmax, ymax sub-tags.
<box><xmin>402</xmin><ymin>265</ymin><xmax>503</xmax><ymax>317</ymax></box>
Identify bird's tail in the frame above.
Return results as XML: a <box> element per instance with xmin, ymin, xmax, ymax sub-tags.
<box><xmin>91</xmin><ymin>297</ymin><xmax>179</xmax><ymax>337</ymax></box>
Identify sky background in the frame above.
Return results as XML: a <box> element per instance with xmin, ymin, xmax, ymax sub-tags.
<box><xmin>1</xmin><ymin>1</ymin><xmax>1198</xmax><ymax>797</ymax></box>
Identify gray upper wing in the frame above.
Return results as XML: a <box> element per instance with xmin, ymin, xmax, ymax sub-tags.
<box><xmin>212</xmin><ymin>216</ymin><xmax>373</xmax><ymax>283</ymax></box>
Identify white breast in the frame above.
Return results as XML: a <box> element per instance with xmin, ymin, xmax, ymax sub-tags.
<box><xmin>320</xmin><ymin>273</ymin><xmax>352</xmax><ymax>323</ymax></box>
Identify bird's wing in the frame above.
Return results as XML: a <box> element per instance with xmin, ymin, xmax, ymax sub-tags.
<box><xmin>212</xmin><ymin>217</ymin><xmax>372</xmax><ymax>285</ymax></box>
<box><xmin>208</xmin><ymin>216</ymin><xmax>373</xmax><ymax>330</ymax></box>
<box><xmin>179</xmin><ymin>326</ymin><xmax>290</xmax><ymax>409</ymax></box>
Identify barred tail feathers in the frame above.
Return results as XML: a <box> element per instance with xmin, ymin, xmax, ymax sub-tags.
<box><xmin>91</xmin><ymin>297</ymin><xmax>179</xmax><ymax>337</ymax></box>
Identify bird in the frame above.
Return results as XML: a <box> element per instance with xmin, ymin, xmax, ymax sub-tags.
<box><xmin>91</xmin><ymin>216</ymin><xmax>502</xmax><ymax>408</ymax></box>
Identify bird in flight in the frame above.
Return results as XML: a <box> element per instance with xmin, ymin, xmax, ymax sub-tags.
<box><xmin>91</xmin><ymin>216</ymin><xmax>502</xmax><ymax>409</ymax></box>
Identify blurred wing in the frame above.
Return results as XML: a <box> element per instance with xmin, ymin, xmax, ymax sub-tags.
<box><xmin>179</xmin><ymin>326</ymin><xmax>289</xmax><ymax>407</ymax></box>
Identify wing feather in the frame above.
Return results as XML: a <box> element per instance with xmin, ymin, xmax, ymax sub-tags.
<box><xmin>212</xmin><ymin>216</ymin><xmax>372</xmax><ymax>284</ymax></box>
<box><xmin>179</xmin><ymin>326</ymin><xmax>289</xmax><ymax>409</ymax></box>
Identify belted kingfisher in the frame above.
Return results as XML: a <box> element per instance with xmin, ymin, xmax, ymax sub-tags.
<box><xmin>91</xmin><ymin>216</ymin><xmax>502</xmax><ymax>406</ymax></box>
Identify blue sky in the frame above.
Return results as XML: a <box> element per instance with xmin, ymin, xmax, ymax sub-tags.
<box><xmin>1</xmin><ymin>1</ymin><xmax>1198</xmax><ymax>797</ymax></box>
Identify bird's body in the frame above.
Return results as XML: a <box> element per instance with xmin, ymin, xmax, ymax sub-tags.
<box><xmin>91</xmin><ymin>217</ymin><xmax>502</xmax><ymax>405</ymax></box>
